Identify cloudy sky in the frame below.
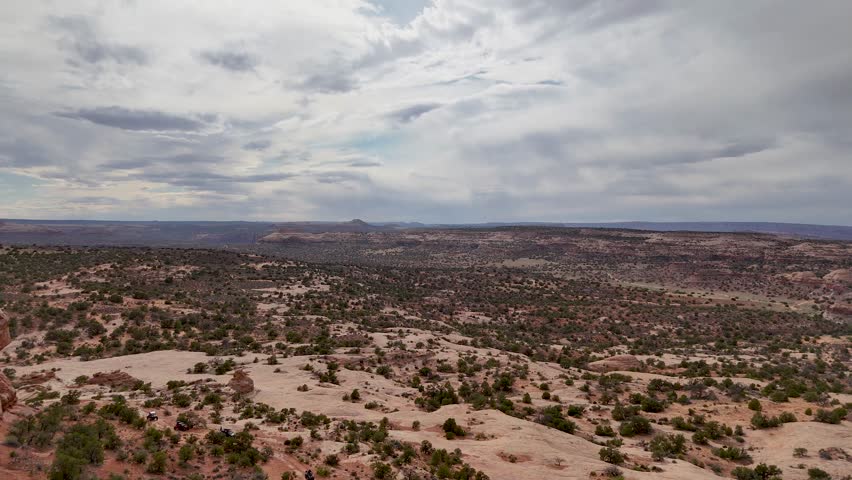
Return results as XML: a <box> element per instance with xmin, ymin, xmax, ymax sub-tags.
<box><xmin>1</xmin><ymin>1</ymin><xmax>851</xmax><ymax>224</ymax></box>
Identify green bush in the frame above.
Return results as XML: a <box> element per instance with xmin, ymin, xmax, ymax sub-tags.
<box><xmin>814</xmin><ymin>407</ymin><xmax>847</xmax><ymax>424</ymax></box>
<box><xmin>732</xmin><ymin>463</ymin><xmax>782</xmax><ymax>480</ymax></box>
<box><xmin>619</xmin><ymin>415</ymin><xmax>651</xmax><ymax>437</ymax></box>
<box><xmin>649</xmin><ymin>433</ymin><xmax>686</xmax><ymax>460</ymax></box>
<box><xmin>442</xmin><ymin>418</ymin><xmax>466</xmax><ymax>438</ymax></box>
<box><xmin>807</xmin><ymin>467</ymin><xmax>831</xmax><ymax>480</ymax></box>
<box><xmin>599</xmin><ymin>446</ymin><xmax>624</xmax><ymax>464</ymax></box>
<box><xmin>146</xmin><ymin>451</ymin><xmax>167</xmax><ymax>474</ymax></box>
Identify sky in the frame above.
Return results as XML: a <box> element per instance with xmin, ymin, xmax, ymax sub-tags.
<box><xmin>0</xmin><ymin>1</ymin><xmax>851</xmax><ymax>225</ymax></box>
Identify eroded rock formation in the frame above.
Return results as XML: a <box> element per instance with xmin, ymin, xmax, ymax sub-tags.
<box><xmin>228</xmin><ymin>369</ymin><xmax>254</xmax><ymax>394</ymax></box>
<box><xmin>87</xmin><ymin>370</ymin><xmax>142</xmax><ymax>389</ymax></box>
<box><xmin>0</xmin><ymin>309</ymin><xmax>17</xmax><ymax>415</ymax></box>
<box><xmin>588</xmin><ymin>354</ymin><xmax>643</xmax><ymax>373</ymax></box>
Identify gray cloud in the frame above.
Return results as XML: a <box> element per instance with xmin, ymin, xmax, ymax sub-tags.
<box><xmin>136</xmin><ymin>171</ymin><xmax>295</xmax><ymax>189</ymax></box>
<box><xmin>56</xmin><ymin>107</ymin><xmax>211</xmax><ymax>132</ymax></box>
<box><xmin>49</xmin><ymin>15</ymin><xmax>147</xmax><ymax>65</ymax></box>
<box><xmin>347</xmin><ymin>159</ymin><xmax>382</xmax><ymax>168</ymax></box>
<box><xmin>242</xmin><ymin>140</ymin><xmax>272</xmax><ymax>151</ymax></box>
<box><xmin>299</xmin><ymin>70</ymin><xmax>358</xmax><ymax>93</ymax></box>
<box><xmin>200</xmin><ymin>49</ymin><xmax>258</xmax><ymax>72</ymax></box>
<box><xmin>0</xmin><ymin>139</ymin><xmax>55</xmax><ymax>168</ymax></box>
<box><xmin>313</xmin><ymin>170</ymin><xmax>369</xmax><ymax>184</ymax></box>
<box><xmin>713</xmin><ymin>140</ymin><xmax>775</xmax><ymax>159</ymax></box>
<box><xmin>386</xmin><ymin>103</ymin><xmax>442</xmax><ymax>123</ymax></box>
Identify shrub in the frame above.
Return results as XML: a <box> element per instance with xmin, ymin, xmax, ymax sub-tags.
<box><xmin>732</xmin><ymin>463</ymin><xmax>782</xmax><ymax>480</ymax></box>
<box><xmin>807</xmin><ymin>468</ymin><xmax>831</xmax><ymax>480</ymax></box>
<box><xmin>649</xmin><ymin>433</ymin><xmax>686</xmax><ymax>460</ymax></box>
<box><xmin>178</xmin><ymin>444</ymin><xmax>194</xmax><ymax>464</ymax></box>
<box><xmin>750</xmin><ymin>412</ymin><xmax>794</xmax><ymax>429</ymax></box>
<box><xmin>619</xmin><ymin>415</ymin><xmax>651</xmax><ymax>437</ymax></box>
<box><xmin>442</xmin><ymin>418</ymin><xmax>466</xmax><ymax>438</ymax></box>
<box><xmin>714</xmin><ymin>446</ymin><xmax>751</xmax><ymax>462</ymax></box>
<box><xmin>747</xmin><ymin>399</ymin><xmax>761</xmax><ymax>411</ymax></box>
<box><xmin>172</xmin><ymin>393</ymin><xmax>192</xmax><ymax>408</ymax></box>
<box><xmin>146</xmin><ymin>451</ymin><xmax>167</xmax><ymax>474</ymax></box>
<box><xmin>535</xmin><ymin>406</ymin><xmax>577</xmax><ymax>434</ymax></box>
<box><xmin>814</xmin><ymin>407</ymin><xmax>847</xmax><ymax>424</ymax></box>
<box><xmin>372</xmin><ymin>461</ymin><xmax>393</xmax><ymax>479</ymax></box>
<box><xmin>599</xmin><ymin>446</ymin><xmax>624</xmax><ymax>464</ymax></box>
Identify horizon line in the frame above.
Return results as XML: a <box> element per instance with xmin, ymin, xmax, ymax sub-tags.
<box><xmin>2</xmin><ymin>218</ymin><xmax>852</xmax><ymax>228</ymax></box>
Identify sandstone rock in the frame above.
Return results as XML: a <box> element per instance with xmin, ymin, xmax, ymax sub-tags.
<box><xmin>87</xmin><ymin>370</ymin><xmax>142</xmax><ymax>389</ymax></box>
<box><xmin>0</xmin><ymin>309</ymin><xmax>16</xmax><ymax>414</ymax></box>
<box><xmin>0</xmin><ymin>309</ymin><xmax>11</xmax><ymax>351</ymax></box>
<box><xmin>13</xmin><ymin>370</ymin><xmax>56</xmax><ymax>388</ymax></box>
<box><xmin>780</xmin><ymin>271</ymin><xmax>821</xmax><ymax>283</ymax></box>
<box><xmin>228</xmin><ymin>369</ymin><xmax>254</xmax><ymax>394</ymax></box>
<box><xmin>0</xmin><ymin>374</ymin><xmax>15</xmax><ymax>414</ymax></box>
<box><xmin>824</xmin><ymin>269</ymin><xmax>852</xmax><ymax>284</ymax></box>
<box><xmin>588</xmin><ymin>354</ymin><xmax>642</xmax><ymax>373</ymax></box>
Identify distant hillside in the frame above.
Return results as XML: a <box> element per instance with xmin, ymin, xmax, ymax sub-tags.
<box><xmin>0</xmin><ymin>219</ymin><xmax>850</xmax><ymax>245</ymax></box>
<box><xmin>449</xmin><ymin>221</ymin><xmax>852</xmax><ymax>241</ymax></box>
<box><xmin>569</xmin><ymin>222</ymin><xmax>852</xmax><ymax>240</ymax></box>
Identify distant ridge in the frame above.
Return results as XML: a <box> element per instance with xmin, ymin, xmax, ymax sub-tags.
<box><xmin>449</xmin><ymin>221</ymin><xmax>852</xmax><ymax>241</ymax></box>
<box><xmin>1</xmin><ymin>219</ymin><xmax>851</xmax><ymax>244</ymax></box>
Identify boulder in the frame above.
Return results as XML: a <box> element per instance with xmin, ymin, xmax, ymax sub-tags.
<box><xmin>228</xmin><ymin>369</ymin><xmax>254</xmax><ymax>394</ymax></box>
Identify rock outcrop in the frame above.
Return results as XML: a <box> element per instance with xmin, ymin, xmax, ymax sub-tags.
<box><xmin>0</xmin><ymin>309</ymin><xmax>17</xmax><ymax>415</ymax></box>
<box><xmin>588</xmin><ymin>354</ymin><xmax>643</xmax><ymax>373</ymax></box>
<box><xmin>780</xmin><ymin>271</ymin><xmax>822</xmax><ymax>284</ymax></box>
<box><xmin>86</xmin><ymin>370</ymin><xmax>142</xmax><ymax>389</ymax></box>
<box><xmin>228</xmin><ymin>369</ymin><xmax>254</xmax><ymax>394</ymax></box>
<box><xmin>824</xmin><ymin>269</ymin><xmax>852</xmax><ymax>284</ymax></box>
<box><xmin>13</xmin><ymin>370</ymin><xmax>56</xmax><ymax>388</ymax></box>
<box><xmin>0</xmin><ymin>309</ymin><xmax>11</xmax><ymax>352</ymax></box>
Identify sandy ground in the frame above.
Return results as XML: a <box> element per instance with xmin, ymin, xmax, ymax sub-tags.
<box><xmin>748</xmin><ymin>422</ymin><xmax>852</xmax><ymax>480</ymax></box>
<box><xmin>3</xmin><ymin>348</ymin><xmax>733</xmax><ymax>480</ymax></box>
<box><xmin>4</xmin><ymin>327</ymin><xmax>850</xmax><ymax>480</ymax></box>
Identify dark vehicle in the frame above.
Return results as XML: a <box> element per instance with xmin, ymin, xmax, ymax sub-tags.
<box><xmin>146</xmin><ymin>411</ymin><xmax>158</xmax><ymax>421</ymax></box>
<box><xmin>220</xmin><ymin>427</ymin><xmax>235</xmax><ymax>437</ymax></box>
<box><xmin>174</xmin><ymin>421</ymin><xmax>190</xmax><ymax>431</ymax></box>
<box><xmin>304</xmin><ymin>470</ymin><xmax>315</xmax><ymax>480</ymax></box>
